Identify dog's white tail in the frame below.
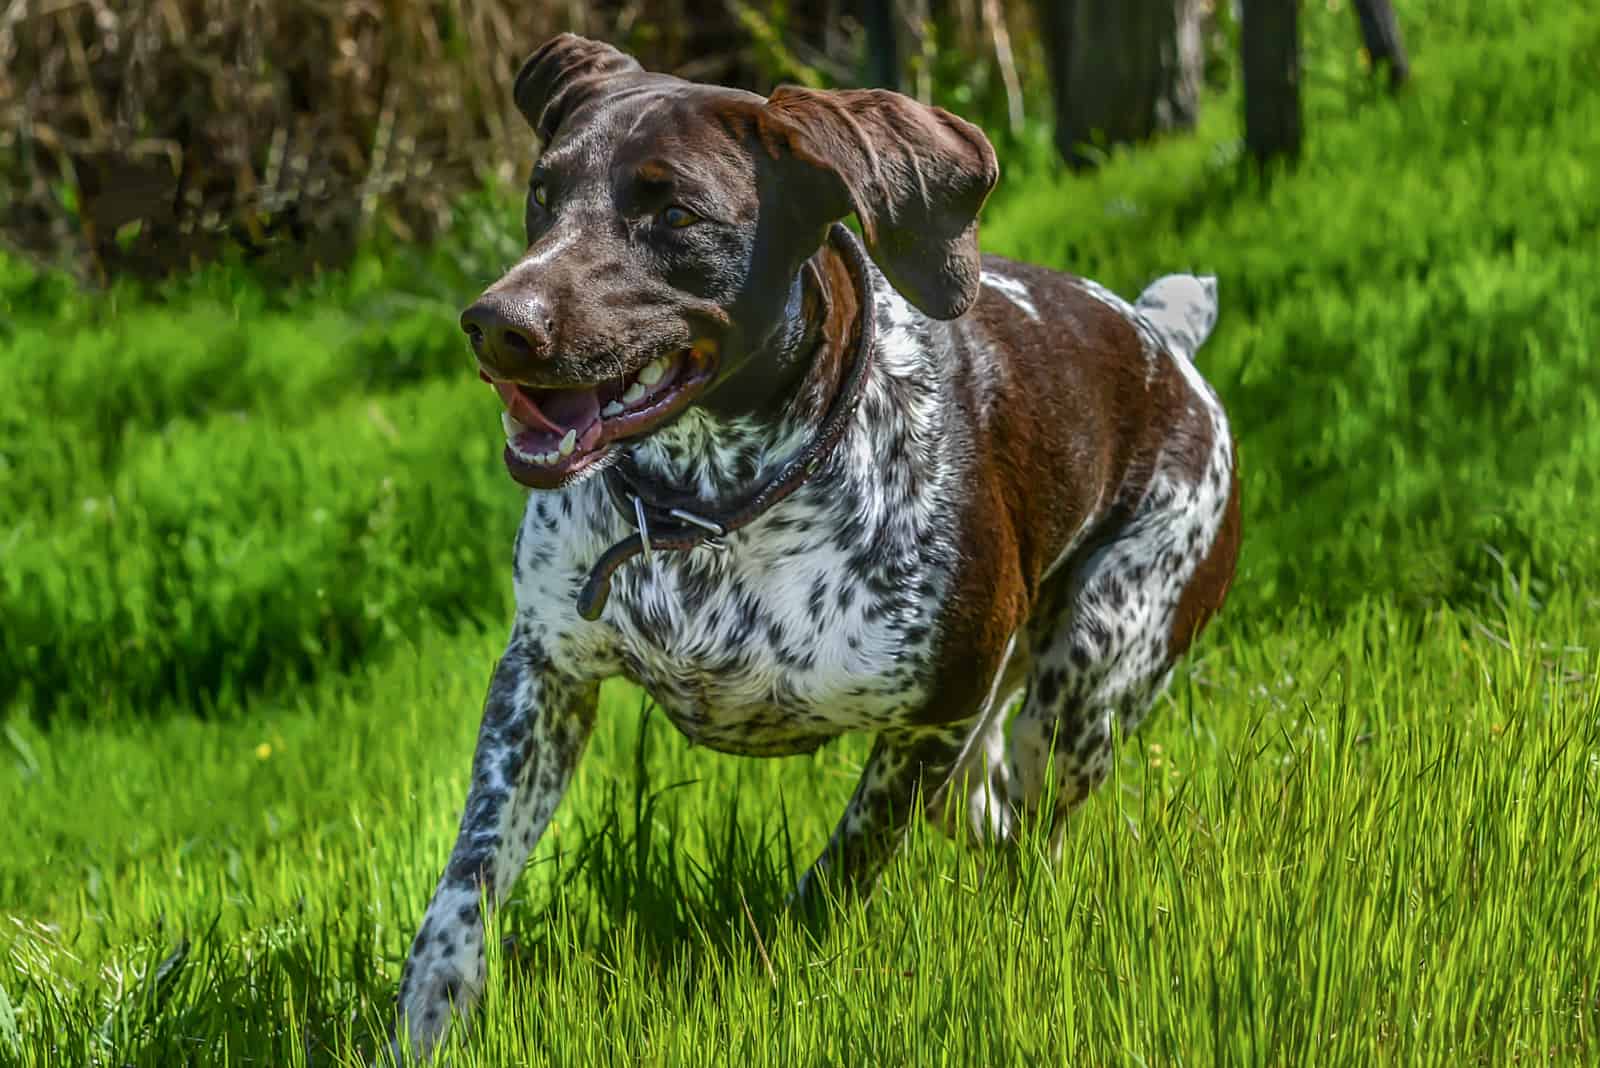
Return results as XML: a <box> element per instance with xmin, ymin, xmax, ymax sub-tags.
<box><xmin>1135</xmin><ymin>274</ymin><xmax>1219</xmax><ymax>362</ymax></box>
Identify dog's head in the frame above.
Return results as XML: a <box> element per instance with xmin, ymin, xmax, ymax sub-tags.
<box><xmin>463</xmin><ymin>34</ymin><xmax>998</xmax><ymax>489</ymax></box>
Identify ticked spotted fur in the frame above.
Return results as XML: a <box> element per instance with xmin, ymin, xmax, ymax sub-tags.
<box><xmin>391</xmin><ymin>33</ymin><xmax>1240</xmax><ymax>1060</ymax></box>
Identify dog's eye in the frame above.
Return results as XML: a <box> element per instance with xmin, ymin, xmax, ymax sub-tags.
<box><xmin>660</xmin><ymin>205</ymin><xmax>698</xmax><ymax>229</ymax></box>
<box><xmin>531</xmin><ymin>182</ymin><xmax>549</xmax><ymax>209</ymax></box>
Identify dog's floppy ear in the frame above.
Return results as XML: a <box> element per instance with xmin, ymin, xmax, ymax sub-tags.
<box><xmin>760</xmin><ymin>87</ymin><xmax>999</xmax><ymax>320</ymax></box>
<box><xmin>513</xmin><ymin>34</ymin><xmax>642</xmax><ymax>147</ymax></box>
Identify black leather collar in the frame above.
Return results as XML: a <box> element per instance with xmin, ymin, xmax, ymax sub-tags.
<box><xmin>575</xmin><ymin>223</ymin><xmax>876</xmax><ymax>620</ymax></box>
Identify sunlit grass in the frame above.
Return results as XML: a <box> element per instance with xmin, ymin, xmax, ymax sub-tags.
<box><xmin>4</xmin><ymin>583</ymin><xmax>1597</xmax><ymax>1064</ymax></box>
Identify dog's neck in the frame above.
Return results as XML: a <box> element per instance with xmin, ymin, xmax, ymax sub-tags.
<box><xmin>621</xmin><ymin>242</ymin><xmax>862</xmax><ymax>500</ymax></box>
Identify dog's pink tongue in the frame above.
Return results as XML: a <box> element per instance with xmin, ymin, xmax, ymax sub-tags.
<box><xmin>488</xmin><ymin>379</ymin><xmax>599</xmax><ymax>435</ymax></box>
<box><xmin>489</xmin><ymin>381</ymin><xmax>560</xmax><ymax>433</ymax></box>
<box><xmin>540</xmin><ymin>387</ymin><xmax>601</xmax><ymax>431</ymax></box>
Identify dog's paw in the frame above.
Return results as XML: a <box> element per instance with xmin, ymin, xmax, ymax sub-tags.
<box><xmin>389</xmin><ymin>938</ymin><xmax>485</xmax><ymax>1063</ymax></box>
<box><xmin>376</xmin><ymin>1030</ymin><xmax>460</xmax><ymax>1068</ymax></box>
<box><xmin>390</xmin><ymin>887</ymin><xmax>490</xmax><ymax>1060</ymax></box>
<box><xmin>394</xmin><ymin>969</ymin><xmax>481</xmax><ymax>1063</ymax></box>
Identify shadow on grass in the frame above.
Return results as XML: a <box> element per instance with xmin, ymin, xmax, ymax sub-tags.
<box><xmin>498</xmin><ymin>700</ymin><xmax>822</xmax><ymax>990</ymax></box>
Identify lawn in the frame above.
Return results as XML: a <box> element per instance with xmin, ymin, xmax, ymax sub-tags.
<box><xmin>3</xmin><ymin>1</ymin><xmax>1599</xmax><ymax>1064</ymax></box>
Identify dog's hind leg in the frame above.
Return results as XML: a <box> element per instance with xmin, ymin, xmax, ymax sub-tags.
<box><xmin>1002</xmin><ymin>547</ymin><xmax>1181</xmax><ymax>861</ymax></box>
<box><xmin>791</xmin><ymin>718</ymin><xmax>979</xmax><ymax>910</ymax></box>
<box><xmin>392</xmin><ymin>633</ymin><xmax>598</xmax><ymax>1061</ymax></box>
<box><xmin>924</xmin><ymin>633</ymin><xmax>1031</xmax><ymax>846</ymax></box>
<box><xmin>1005</xmin><ymin>463</ymin><xmax>1239</xmax><ymax>860</ymax></box>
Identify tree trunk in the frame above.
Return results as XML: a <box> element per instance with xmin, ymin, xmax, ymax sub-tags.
<box><xmin>1241</xmin><ymin>0</ymin><xmax>1302</xmax><ymax>166</ymax></box>
<box><xmin>1031</xmin><ymin>0</ymin><xmax>1204</xmax><ymax>170</ymax></box>
<box><xmin>1351</xmin><ymin>0</ymin><xmax>1409</xmax><ymax>90</ymax></box>
<box><xmin>862</xmin><ymin>0</ymin><xmax>901</xmax><ymax>90</ymax></box>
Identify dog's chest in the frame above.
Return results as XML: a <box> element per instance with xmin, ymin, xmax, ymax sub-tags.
<box><xmin>529</xmin><ymin>480</ymin><xmax>942</xmax><ymax>754</ymax></box>
<box><xmin>628</xmin><ymin>500</ymin><xmax>953</xmax><ymax>749</ymax></box>
<box><xmin>512</xmin><ymin>286</ymin><xmax>962</xmax><ymax>754</ymax></box>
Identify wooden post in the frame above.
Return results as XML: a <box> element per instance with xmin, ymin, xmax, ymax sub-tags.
<box><xmin>1032</xmin><ymin>0</ymin><xmax>1204</xmax><ymax>170</ymax></box>
<box><xmin>1241</xmin><ymin>0</ymin><xmax>1302</xmax><ymax>166</ymax></box>
<box><xmin>863</xmin><ymin>0</ymin><xmax>902</xmax><ymax>90</ymax></box>
<box><xmin>1352</xmin><ymin>0</ymin><xmax>1410</xmax><ymax>90</ymax></box>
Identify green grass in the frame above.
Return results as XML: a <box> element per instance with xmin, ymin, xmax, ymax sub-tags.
<box><xmin>4</xmin><ymin>0</ymin><xmax>1600</xmax><ymax>1063</ymax></box>
<box><xmin>6</xmin><ymin>589</ymin><xmax>1598</xmax><ymax>1065</ymax></box>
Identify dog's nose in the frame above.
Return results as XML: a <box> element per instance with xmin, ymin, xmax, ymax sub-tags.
<box><xmin>460</xmin><ymin>295</ymin><xmax>554</xmax><ymax>369</ymax></box>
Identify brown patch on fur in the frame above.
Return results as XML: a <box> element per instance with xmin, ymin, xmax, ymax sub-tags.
<box><xmin>790</xmin><ymin>244</ymin><xmax>858</xmax><ymax>426</ymax></box>
<box><xmin>513</xmin><ymin>34</ymin><xmax>644</xmax><ymax>142</ymax></box>
<box><xmin>633</xmin><ymin>159</ymin><xmax>674</xmax><ymax>185</ymax></box>
<box><xmin>920</xmin><ymin>475</ymin><xmax>1031</xmax><ymax>720</ymax></box>
<box><xmin>917</xmin><ymin>257</ymin><xmax>1228</xmax><ymax>723</ymax></box>
<box><xmin>759</xmin><ymin>87</ymin><xmax>999</xmax><ymax>321</ymax></box>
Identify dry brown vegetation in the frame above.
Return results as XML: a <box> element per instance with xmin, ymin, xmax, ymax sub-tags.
<box><xmin>0</xmin><ymin>0</ymin><xmax>1042</xmax><ymax>281</ymax></box>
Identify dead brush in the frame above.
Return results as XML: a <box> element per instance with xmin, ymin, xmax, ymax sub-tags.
<box><xmin>0</xmin><ymin>0</ymin><xmax>881</xmax><ymax>281</ymax></box>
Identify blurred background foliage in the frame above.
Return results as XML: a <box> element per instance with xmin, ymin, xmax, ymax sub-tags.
<box><xmin>1</xmin><ymin>0</ymin><xmax>1399</xmax><ymax>281</ymax></box>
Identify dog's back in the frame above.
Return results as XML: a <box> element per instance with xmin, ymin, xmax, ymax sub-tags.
<box><xmin>941</xmin><ymin>256</ymin><xmax>1231</xmax><ymax>591</ymax></box>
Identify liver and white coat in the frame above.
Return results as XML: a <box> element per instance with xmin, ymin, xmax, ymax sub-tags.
<box><xmin>391</xmin><ymin>34</ymin><xmax>1241</xmax><ymax>1058</ymax></box>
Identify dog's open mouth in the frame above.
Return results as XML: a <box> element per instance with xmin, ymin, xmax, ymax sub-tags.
<box><xmin>482</xmin><ymin>343</ymin><xmax>719</xmax><ymax>488</ymax></box>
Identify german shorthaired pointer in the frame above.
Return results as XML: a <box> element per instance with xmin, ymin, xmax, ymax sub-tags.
<box><xmin>391</xmin><ymin>33</ymin><xmax>1240</xmax><ymax>1058</ymax></box>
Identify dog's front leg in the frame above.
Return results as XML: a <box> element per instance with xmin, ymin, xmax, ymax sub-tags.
<box><xmin>793</xmin><ymin>722</ymin><xmax>972</xmax><ymax>910</ymax></box>
<box><xmin>392</xmin><ymin>636</ymin><xmax>597</xmax><ymax>1061</ymax></box>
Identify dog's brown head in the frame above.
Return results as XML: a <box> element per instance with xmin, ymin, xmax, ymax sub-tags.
<box><xmin>462</xmin><ymin>34</ymin><xmax>998</xmax><ymax>489</ymax></box>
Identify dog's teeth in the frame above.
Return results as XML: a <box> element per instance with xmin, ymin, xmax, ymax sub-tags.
<box><xmin>638</xmin><ymin>359</ymin><xmax>664</xmax><ymax>386</ymax></box>
<box><xmin>621</xmin><ymin>382</ymin><xmax>646</xmax><ymax>405</ymax></box>
<box><xmin>545</xmin><ymin>451</ymin><xmax>560</xmax><ymax>465</ymax></box>
<box><xmin>601</xmin><ymin>401</ymin><xmax>625</xmax><ymax>418</ymax></box>
<box><xmin>558</xmin><ymin>429</ymin><xmax>576</xmax><ymax>456</ymax></box>
<box><xmin>501</xmin><ymin>411</ymin><xmax>526</xmax><ymax>438</ymax></box>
